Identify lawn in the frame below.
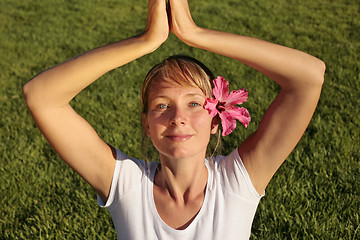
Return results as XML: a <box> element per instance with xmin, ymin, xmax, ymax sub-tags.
<box><xmin>0</xmin><ymin>0</ymin><xmax>359</xmax><ymax>239</ymax></box>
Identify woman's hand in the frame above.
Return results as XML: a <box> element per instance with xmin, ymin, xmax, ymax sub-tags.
<box><xmin>141</xmin><ymin>0</ymin><xmax>170</xmax><ymax>50</ymax></box>
<box><xmin>168</xmin><ymin>0</ymin><xmax>201</xmax><ymax>46</ymax></box>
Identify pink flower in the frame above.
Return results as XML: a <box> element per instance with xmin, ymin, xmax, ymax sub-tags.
<box><xmin>204</xmin><ymin>76</ymin><xmax>251</xmax><ymax>136</ymax></box>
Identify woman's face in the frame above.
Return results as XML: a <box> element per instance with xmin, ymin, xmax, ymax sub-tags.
<box><xmin>143</xmin><ymin>81</ymin><xmax>218</xmax><ymax>161</ymax></box>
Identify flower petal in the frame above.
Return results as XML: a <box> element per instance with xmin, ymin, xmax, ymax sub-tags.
<box><xmin>213</xmin><ymin>76</ymin><xmax>229</xmax><ymax>101</ymax></box>
<box><xmin>223</xmin><ymin>88</ymin><xmax>248</xmax><ymax>106</ymax></box>
<box><xmin>208</xmin><ymin>76</ymin><xmax>251</xmax><ymax>136</ymax></box>
<box><xmin>219</xmin><ymin>111</ymin><xmax>237</xmax><ymax>136</ymax></box>
<box><xmin>227</xmin><ymin>107</ymin><xmax>251</xmax><ymax>128</ymax></box>
<box><xmin>204</xmin><ymin>98</ymin><xmax>219</xmax><ymax>118</ymax></box>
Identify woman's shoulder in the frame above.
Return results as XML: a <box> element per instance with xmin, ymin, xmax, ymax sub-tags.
<box><xmin>113</xmin><ymin>147</ymin><xmax>158</xmax><ymax>174</ymax></box>
<box><xmin>206</xmin><ymin>148</ymin><xmax>239</xmax><ymax>165</ymax></box>
<box><xmin>206</xmin><ymin>148</ymin><xmax>264</xmax><ymax>199</ymax></box>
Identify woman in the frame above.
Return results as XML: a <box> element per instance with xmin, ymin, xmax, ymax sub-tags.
<box><xmin>23</xmin><ymin>0</ymin><xmax>325</xmax><ymax>239</ymax></box>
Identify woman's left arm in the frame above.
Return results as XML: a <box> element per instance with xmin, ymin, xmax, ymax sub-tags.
<box><xmin>169</xmin><ymin>0</ymin><xmax>325</xmax><ymax>194</ymax></box>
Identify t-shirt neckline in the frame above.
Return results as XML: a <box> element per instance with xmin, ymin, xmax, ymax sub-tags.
<box><xmin>148</xmin><ymin>160</ymin><xmax>211</xmax><ymax>234</ymax></box>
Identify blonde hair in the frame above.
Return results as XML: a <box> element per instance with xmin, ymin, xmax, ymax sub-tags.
<box><xmin>140</xmin><ymin>55</ymin><xmax>222</xmax><ymax>161</ymax></box>
<box><xmin>141</xmin><ymin>55</ymin><xmax>215</xmax><ymax>113</ymax></box>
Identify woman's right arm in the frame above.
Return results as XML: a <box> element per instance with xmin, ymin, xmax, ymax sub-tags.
<box><xmin>22</xmin><ymin>0</ymin><xmax>169</xmax><ymax>202</ymax></box>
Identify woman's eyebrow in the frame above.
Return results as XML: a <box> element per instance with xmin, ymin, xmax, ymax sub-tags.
<box><xmin>151</xmin><ymin>92</ymin><xmax>204</xmax><ymax>99</ymax></box>
<box><xmin>183</xmin><ymin>93</ymin><xmax>206</xmax><ymax>99</ymax></box>
<box><xmin>151</xmin><ymin>95</ymin><xmax>169</xmax><ymax>100</ymax></box>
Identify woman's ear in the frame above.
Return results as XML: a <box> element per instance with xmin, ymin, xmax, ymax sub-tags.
<box><xmin>211</xmin><ymin>117</ymin><xmax>219</xmax><ymax>134</ymax></box>
<box><xmin>141</xmin><ymin>113</ymin><xmax>150</xmax><ymax>137</ymax></box>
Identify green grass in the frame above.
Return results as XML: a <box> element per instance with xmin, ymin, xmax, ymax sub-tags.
<box><xmin>1</xmin><ymin>0</ymin><xmax>359</xmax><ymax>239</ymax></box>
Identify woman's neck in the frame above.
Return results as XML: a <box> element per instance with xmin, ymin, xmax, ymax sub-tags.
<box><xmin>155</xmin><ymin>156</ymin><xmax>208</xmax><ymax>205</ymax></box>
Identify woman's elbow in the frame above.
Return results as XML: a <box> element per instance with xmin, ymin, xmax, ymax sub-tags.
<box><xmin>317</xmin><ymin>59</ymin><xmax>326</xmax><ymax>84</ymax></box>
<box><xmin>311</xmin><ymin>58</ymin><xmax>326</xmax><ymax>87</ymax></box>
<box><xmin>22</xmin><ymin>77</ymin><xmax>41</xmax><ymax>110</ymax></box>
<box><xmin>22</xmin><ymin>81</ymin><xmax>32</xmax><ymax>106</ymax></box>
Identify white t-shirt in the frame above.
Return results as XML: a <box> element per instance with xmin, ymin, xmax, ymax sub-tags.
<box><xmin>98</xmin><ymin>148</ymin><xmax>264</xmax><ymax>240</ymax></box>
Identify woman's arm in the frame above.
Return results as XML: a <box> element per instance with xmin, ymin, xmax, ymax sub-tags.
<box><xmin>23</xmin><ymin>0</ymin><xmax>169</xmax><ymax>201</ymax></box>
<box><xmin>169</xmin><ymin>0</ymin><xmax>325</xmax><ymax>194</ymax></box>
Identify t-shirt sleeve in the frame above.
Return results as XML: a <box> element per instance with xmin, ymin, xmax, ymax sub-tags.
<box><xmin>216</xmin><ymin>149</ymin><xmax>265</xmax><ymax>201</ymax></box>
<box><xmin>97</xmin><ymin>148</ymin><xmax>146</xmax><ymax>208</ymax></box>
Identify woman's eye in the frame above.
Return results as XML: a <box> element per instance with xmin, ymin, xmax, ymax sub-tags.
<box><xmin>158</xmin><ymin>104</ymin><xmax>168</xmax><ymax>109</ymax></box>
<box><xmin>189</xmin><ymin>102</ymin><xmax>201</xmax><ymax>107</ymax></box>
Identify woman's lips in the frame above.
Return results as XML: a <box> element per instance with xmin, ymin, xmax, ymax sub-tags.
<box><xmin>166</xmin><ymin>134</ymin><xmax>193</xmax><ymax>142</ymax></box>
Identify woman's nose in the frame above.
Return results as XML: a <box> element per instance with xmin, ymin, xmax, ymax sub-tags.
<box><xmin>169</xmin><ymin>107</ymin><xmax>186</xmax><ymax>125</ymax></box>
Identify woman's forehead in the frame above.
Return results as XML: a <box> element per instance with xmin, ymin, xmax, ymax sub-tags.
<box><xmin>148</xmin><ymin>82</ymin><xmax>205</xmax><ymax>99</ymax></box>
<box><xmin>151</xmin><ymin>77</ymin><xmax>209</xmax><ymax>93</ymax></box>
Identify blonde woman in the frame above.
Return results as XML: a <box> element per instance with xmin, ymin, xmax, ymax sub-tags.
<box><xmin>23</xmin><ymin>0</ymin><xmax>325</xmax><ymax>239</ymax></box>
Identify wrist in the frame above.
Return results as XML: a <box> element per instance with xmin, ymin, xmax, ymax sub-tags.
<box><xmin>176</xmin><ymin>26</ymin><xmax>206</xmax><ymax>48</ymax></box>
<box><xmin>137</xmin><ymin>30</ymin><xmax>168</xmax><ymax>53</ymax></box>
